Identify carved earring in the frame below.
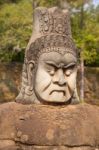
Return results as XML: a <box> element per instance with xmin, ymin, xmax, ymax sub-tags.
<box><xmin>25</xmin><ymin>61</ymin><xmax>35</xmax><ymax>96</ymax></box>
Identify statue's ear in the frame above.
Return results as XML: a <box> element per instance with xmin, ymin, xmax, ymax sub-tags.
<box><xmin>27</xmin><ymin>61</ymin><xmax>35</xmax><ymax>91</ymax></box>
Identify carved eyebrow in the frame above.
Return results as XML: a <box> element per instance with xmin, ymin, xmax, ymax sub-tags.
<box><xmin>45</xmin><ymin>61</ymin><xmax>77</xmax><ymax>69</ymax></box>
<box><xmin>45</xmin><ymin>61</ymin><xmax>58</xmax><ymax>68</ymax></box>
<box><xmin>64</xmin><ymin>62</ymin><xmax>77</xmax><ymax>69</ymax></box>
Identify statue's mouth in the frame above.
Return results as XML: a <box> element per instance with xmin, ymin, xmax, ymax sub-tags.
<box><xmin>50</xmin><ymin>90</ymin><xmax>65</xmax><ymax>96</ymax></box>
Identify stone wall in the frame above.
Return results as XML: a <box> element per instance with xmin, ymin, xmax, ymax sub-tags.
<box><xmin>0</xmin><ymin>63</ymin><xmax>99</xmax><ymax>105</ymax></box>
<box><xmin>84</xmin><ymin>67</ymin><xmax>99</xmax><ymax>105</ymax></box>
<box><xmin>0</xmin><ymin>63</ymin><xmax>22</xmax><ymax>103</ymax></box>
<box><xmin>0</xmin><ymin>102</ymin><xmax>99</xmax><ymax>150</ymax></box>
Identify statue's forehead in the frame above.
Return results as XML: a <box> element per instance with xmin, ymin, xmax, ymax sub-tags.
<box><xmin>38</xmin><ymin>52</ymin><xmax>77</xmax><ymax>65</ymax></box>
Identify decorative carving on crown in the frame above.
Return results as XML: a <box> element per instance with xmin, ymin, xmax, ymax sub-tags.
<box><xmin>34</xmin><ymin>7</ymin><xmax>71</xmax><ymax>36</ymax></box>
<box><xmin>26</xmin><ymin>34</ymin><xmax>77</xmax><ymax>63</ymax></box>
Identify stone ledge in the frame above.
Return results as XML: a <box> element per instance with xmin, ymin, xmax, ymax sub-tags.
<box><xmin>0</xmin><ymin>102</ymin><xmax>99</xmax><ymax>150</ymax></box>
<box><xmin>0</xmin><ymin>145</ymin><xmax>98</xmax><ymax>150</ymax></box>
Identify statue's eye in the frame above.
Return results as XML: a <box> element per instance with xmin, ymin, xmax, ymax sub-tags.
<box><xmin>65</xmin><ymin>65</ymin><xmax>76</xmax><ymax>76</ymax></box>
<box><xmin>49</xmin><ymin>70</ymin><xmax>55</xmax><ymax>75</ymax></box>
<box><xmin>65</xmin><ymin>69</ymin><xmax>72</xmax><ymax>76</ymax></box>
<box><xmin>46</xmin><ymin>65</ymin><xmax>55</xmax><ymax>75</ymax></box>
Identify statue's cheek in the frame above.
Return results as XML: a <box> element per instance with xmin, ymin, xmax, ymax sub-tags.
<box><xmin>66</xmin><ymin>72</ymin><xmax>77</xmax><ymax>89</ymax></box>
<box><xmin>35</xmin><ymin>69</ymin><xmax>52</xmax><ymax>92</ymax></box>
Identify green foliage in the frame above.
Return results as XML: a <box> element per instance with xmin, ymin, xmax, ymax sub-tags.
<box><xmin>0</xmin><ymin>0</ymin><xmax>99</xmax><ymax>66</ymax></box>
<box><xmin>39</xmin><ymin>0</ymin><xmax>58</xmax><ymax>7</ymax></box>
<box><xmin>0</xmin><ymin>0</ymin><xmax>21</xmax><ymax>5</ymax></box>
<box><xmin>71</xmin><ymin>4</ymin><xmax>99</xmax><ymax>66</ymax></box>
<box><xmin>33</xmin><ymin>0</ymin><xmax>59</xmax><ymax>7</ymax></box>
<box><xmin>0</xmin><ymin>0</ymin><xmax>33</xmax><ymax>62</ymax></box>
<box><xmin>33</xmin><ymin>0</ymin><xmax>91</xmax><ymax>8</ymax></box>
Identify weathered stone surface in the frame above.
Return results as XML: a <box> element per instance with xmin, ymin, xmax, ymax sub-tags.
<box><xmin>0</xmin><ymin>63</ymin><xmax>99</xmax><ymax>105</ymax></box>
<box><xmin>0</xmin><ymin>63</ymin><xmax>22</xmax><ymax>103</ymax></box>
<box><xmin>16</xmin><ymin>7</ymin><xmax>79</xmax><ymax>104</ymax></box>
<box><xmin>84</xmin><ymin>67</ymin><xmax>99</xmax><ymax>105</ymax></box>
<box><xmin>0</xmin><ymin>145</ymin><xmax>97</xmax><ymax>150</ymax></box>
<box><xmin>0</xmin><ymin>102</ymin><xmax>99</xmax><ymax>150</ymax></box>
<box><xmin>15</xmin><ymin>145</ymin><xmax>97</xmax><ymax>150</ymax></box>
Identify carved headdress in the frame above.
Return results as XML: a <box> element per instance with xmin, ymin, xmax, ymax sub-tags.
<box><xmin>16</xmin><ymin>7</ymin><xmax>79</xmax><ymax>104</ymax></box>
<box><xmin>26</xmin><ymin>7</ymin><xmax>77</xmax><ymax>62</ymax></box>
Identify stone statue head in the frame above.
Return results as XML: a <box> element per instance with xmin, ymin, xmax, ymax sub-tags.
<box><xmin>16</xmin><ymin>7</ymin><xmax>79</xmax><ymax>104</ymax></box>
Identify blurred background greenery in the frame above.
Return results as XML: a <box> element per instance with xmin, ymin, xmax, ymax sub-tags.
<box><xmin>0</xmin><ymin>0</ymin><xmax>99</xmax><ymax>66</ymax></box>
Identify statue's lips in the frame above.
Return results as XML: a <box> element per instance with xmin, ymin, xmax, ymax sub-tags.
<box><xmin>50</xmin><ymin>90</ymin><xmax>65</xmax><ymax>96</ymax></box>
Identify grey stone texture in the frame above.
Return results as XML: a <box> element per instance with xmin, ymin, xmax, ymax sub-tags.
<box><xmin>0</xmin><ymin>6</ymin><xmax>99</xmax><ymax>150</ymax></box>
<box><xmin>0</xmin><ymin>102</ymin><xmax>99</xmax><ymax>149</ymax></box>
<box><xmin>0</xmin><ymin>64</ymin><xmax>99</xmax><ymax>105</ymax></box>
<box><xmin>16</xmin><ymin>7</ymin><xmax>79</xmax><ymax>104</ymax></box>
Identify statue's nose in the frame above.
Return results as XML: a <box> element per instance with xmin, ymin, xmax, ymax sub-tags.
<box><xmin>53</xmin><ymin>69</ymin><xmax>66</xmax><ymax>86</ymax></box>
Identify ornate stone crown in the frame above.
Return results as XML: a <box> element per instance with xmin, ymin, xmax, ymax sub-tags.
<box><xmin>33</xmin><ymin>7</ymin><xmax>71</xmax><ymax>35</ymax></box>
<box><xmin>25</xmin><ymin>7</ymin><xmax>77</xmax><ymax>63</ymax></box>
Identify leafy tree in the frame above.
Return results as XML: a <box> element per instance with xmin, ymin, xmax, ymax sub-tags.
<box><xmin>0</xmin><ymin>0</ymin><xmax>21</xmax><ymax>5</ymax></box>
<box><xmin>0</xmin><ymin>0</ymin><xmax>33</xmax><ymax>62</ymax></box>
<box><xmin>71</xmin><ymin>3</ymin><xmax>99</xmax><ymax>66</ymax></box>
<box><xmin>0</xmin><ymin>0</ymin><xmax>99</xmax><ymax>66</ymax></box>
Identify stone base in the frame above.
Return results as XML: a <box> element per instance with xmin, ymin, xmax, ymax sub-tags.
<box><xmin>0</xmin><ymin>145</ymin><xmax>97</xmax><ymax>150</ymax></box>
<box><xmin>0</xmin><ymin>102</ymin><xmax>99</xmax><ymax>150</ymax></box>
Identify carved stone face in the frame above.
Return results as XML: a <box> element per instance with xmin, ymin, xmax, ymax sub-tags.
<box><xmin>34</xmin><ymin>51</ymin><xmax>77</xmax><ymax>103</ymax></box>
<box><xmin>16</xmin><ymin>7</ymin><xmax>79</xmax><ymax>104</ymax></box>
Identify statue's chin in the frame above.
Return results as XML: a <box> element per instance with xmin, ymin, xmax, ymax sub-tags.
<box><xmin>43</xmin><ymin>99</ymin><xmax>69</xmax><ymax>103</ymax></box>
<box><xmin>39</xmin><ymin>92</ymin><xmax>71</xmax><ymax>103</ymax></box>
